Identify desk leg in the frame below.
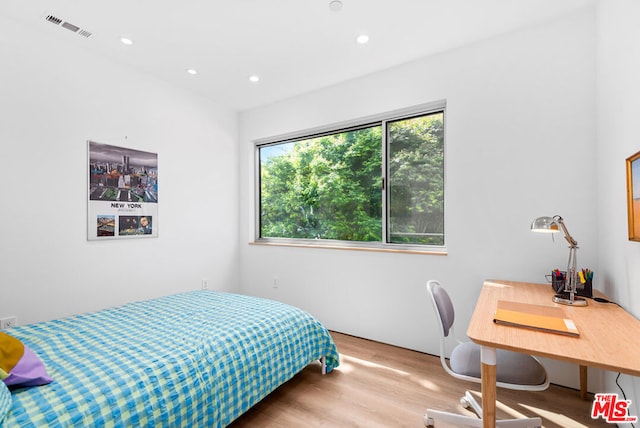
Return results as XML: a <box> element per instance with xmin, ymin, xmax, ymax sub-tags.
<box><xmin>580</xmin><ymin>365</ymin><xmax>588</xmax><ymax>400</ymax></box>
<box><xmin>481</xmin><ymin>346</ymin><xmax>497</xmax><ymax>428</ymax></box>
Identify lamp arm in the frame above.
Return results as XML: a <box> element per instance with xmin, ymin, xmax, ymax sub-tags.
<box><xmin>554</xmin><ymin>215</ymin><xmax>578</xmax><ymax>248</ymax></box>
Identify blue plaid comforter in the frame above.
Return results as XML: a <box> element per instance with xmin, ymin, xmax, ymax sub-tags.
<box><xmin>2</xmin><ymin>290</ymin><xmax>339</xmax><ymax>427</ymax></box>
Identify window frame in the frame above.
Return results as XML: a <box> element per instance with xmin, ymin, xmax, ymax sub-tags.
<box><xmin>253</xmin><ymin>100</ymin><xmax>447</xmax><ymax>255</ymax></box>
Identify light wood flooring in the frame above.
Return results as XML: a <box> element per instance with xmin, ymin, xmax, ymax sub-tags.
<box><xmin>230</xmin><ymin>331</ymin><xmax>608</xmax><ymax>427</ymax></box>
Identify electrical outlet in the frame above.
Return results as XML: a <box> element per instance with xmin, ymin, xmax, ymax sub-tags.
<box><xmin>201</xmin><ymin>278</ymin><xmax>209</xmax><ymax>290</ymax></box>
<box><xmin>1</xmin><ymin>316</ymin><xmax>17</xmax><ymax>329</ymax></box>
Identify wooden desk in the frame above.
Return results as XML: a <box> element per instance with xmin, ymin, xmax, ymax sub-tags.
<box><xmin>467</xmin><ymin>279</ymin><xmax>640</xmax><ymax>428</ymax></box>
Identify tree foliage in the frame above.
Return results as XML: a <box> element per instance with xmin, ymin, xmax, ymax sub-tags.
<box><xmin>388</xmin><ymin>113</ymin><xmax>444</xmax><ymax>245</ymax></box>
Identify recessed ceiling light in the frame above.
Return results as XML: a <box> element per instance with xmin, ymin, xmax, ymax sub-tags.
<box><xmin>356</xmin><ymin>34</ymin><xmax>369</xmax><ymax>44</ymax></box>
<box><xmin>249</xmin><ymin>75</ymin><xmax>260</xmax><ymax>83</ymax></box>
<box><xmin>329</xmin><ymin>0</ymin><xmax>343</xmax><ymax>12</ymax></box>
<box><xmin>186</xmin><ymin>68</ymin><xmax>198</xmax><ymax>75</ymax></box>
<box><xmin>120</xmin><ymin>37</ymin><xmax>133</xmax><ymax>45</ymax></box>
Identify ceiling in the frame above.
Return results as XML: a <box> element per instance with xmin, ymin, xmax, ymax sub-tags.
<box><xmin>1</xmin><ymin>0</ymin><xmax>594</xmax><ymax>112</ymax></box>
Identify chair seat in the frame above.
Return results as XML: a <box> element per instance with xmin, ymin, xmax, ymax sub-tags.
<box><xmin>451</xmin><ymin>342</ymin><xmax>547</xmax><ymax>386</ymax></box>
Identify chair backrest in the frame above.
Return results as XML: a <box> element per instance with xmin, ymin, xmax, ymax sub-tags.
<box><xmin>427</xmin><ymin>280</ymin><xmax>455</xmax><ymax>338</ymax></box>
<box><xmin>426</xmin><ymin>279</ymin><xmax>461</xmax><ymax>381</ymax></box>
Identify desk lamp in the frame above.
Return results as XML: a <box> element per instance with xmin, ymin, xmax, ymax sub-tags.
<box><xmin>531</xmin><ymin>215</ymin><xmax>587</xmax><ymax>306</ymax></box>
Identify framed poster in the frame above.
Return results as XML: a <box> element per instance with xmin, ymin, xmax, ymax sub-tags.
<box><xmin>88</xmin><ymin>141</ymin><xmax>158</xmax><ymax>240</ymax></box>
<box><xmin>627</xmin><ymin>150</ymin><xmax>640</xmax><ymax>242</ymax></box>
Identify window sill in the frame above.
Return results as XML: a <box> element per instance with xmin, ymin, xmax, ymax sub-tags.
<box><xmin>249</xmin><ymin>240</ymin><xmax>448</xmax><ymax>256</ymax></box>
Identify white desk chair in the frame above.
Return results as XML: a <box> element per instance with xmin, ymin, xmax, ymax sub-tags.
<box><xmin>424</xmin><ymin>280</ymin><xmax>550</xmax><ymax>428</ymax></box>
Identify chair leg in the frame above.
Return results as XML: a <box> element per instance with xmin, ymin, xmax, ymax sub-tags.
<box><xmin>461</xmin><ymin>390</ymin><xmax>483</xmax><ymax>418</ymax></box>
<box><xmin>425</xmin><ymin>391</ymin><xmax>543</xmax><ymax>428</ymax></box>
<box><xmin>424</xmin><ymin>409</ymin><xmax>542</xmax><ymax>428</ymax></box>
<box><xmin>424</xmin><ymin>409</ymin><xmax>483</xmax><ymax>427</ymax></box>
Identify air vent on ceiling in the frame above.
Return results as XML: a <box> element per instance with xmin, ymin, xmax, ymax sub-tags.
<box><xmin>44</xmin><ymin>13</ymin><xmax>92</xmax><ymax>38</ymax></box>
<box><xmin>45</xmin><ymin>14</ymin><xmax>62</xmax><ymax>25</ymax></box>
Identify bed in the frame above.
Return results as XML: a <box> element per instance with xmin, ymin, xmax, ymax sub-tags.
<box><xmin>0</xmin><ymin>290</ymin><xmax>339</xmax><ymax>427</ymax></box>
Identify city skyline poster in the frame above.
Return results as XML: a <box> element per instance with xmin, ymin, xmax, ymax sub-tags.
<box><xmin>88</xmin><ymin>140</ymin><xmax>158</xmax><ymax>240</ymax></box>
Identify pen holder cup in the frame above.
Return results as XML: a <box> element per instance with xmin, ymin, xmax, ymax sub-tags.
<box><xmin>547</xmin><ymin>271</ymin><xmax>567</xmax><ymax>293</ymax></box>
<box><xmin>576</xmin><ymin>278</ymin><xmax>593</xmax><ymax>298</ymax></box>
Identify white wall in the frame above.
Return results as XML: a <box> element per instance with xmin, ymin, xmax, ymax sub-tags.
<box><xmin>0</xmin><ymin>15</ymin><xmax>240</xmax><ymax>325</ymax></box>
<box><xmin>239</xmin><ymin>9</ymin><xmax>599</xmax><ymax>390</ymax></box>
<box><xmin>596</xmin><ymin>0</ymin><xmax>640</xmax><ymax>422</ymax></box>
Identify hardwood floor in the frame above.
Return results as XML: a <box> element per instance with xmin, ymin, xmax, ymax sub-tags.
<box><xmin>230</xmin><ymin>331</ymin><xmax>608</xmax><ymax>427</ymax></box>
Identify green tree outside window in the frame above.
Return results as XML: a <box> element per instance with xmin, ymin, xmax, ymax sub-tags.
<box><xmin>259</xmin><ymin>109</ymin><xmax>444</xmax><ymax>247</ymax></box>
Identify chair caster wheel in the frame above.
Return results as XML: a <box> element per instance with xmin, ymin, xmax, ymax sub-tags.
<box><xmin>460</xmin><ymin>397</ymin><xmax>470</xmax><ymax>408</ymax></box>
<box><xmin>423</xmin><ymin>413</ymin><xmax>434</xmax><ymax>427</ymax></box>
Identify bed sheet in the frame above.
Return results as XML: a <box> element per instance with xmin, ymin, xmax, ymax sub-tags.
<box><xmin>2</xmin><ymin>290</ymin><xmax>339</xmax><ymax>427</ymax></box>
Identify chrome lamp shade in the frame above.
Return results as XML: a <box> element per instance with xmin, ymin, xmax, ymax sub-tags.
<box><xmin>530</xmin><ymin>216</ymin><xmax>559</xmax><ymax>233</ymax></box>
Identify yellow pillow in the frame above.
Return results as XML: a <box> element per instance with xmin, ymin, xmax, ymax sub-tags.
<box><xmin>0</xmin><ymin>332</ymin><xmax>24</xmax><ymax>381</ymax></box>
<box><xmin>0</xmin><ymin>331</ymin><xmax>52</xmax><ymax>387</ymax></box>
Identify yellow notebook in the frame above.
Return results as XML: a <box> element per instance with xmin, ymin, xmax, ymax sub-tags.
<box><xmin>493</xmin><ymin>300</ymin><xmax>580</xmax><ymax>337</ymax></box>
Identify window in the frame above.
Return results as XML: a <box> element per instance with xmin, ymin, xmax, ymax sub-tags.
<box><xmin>387</xmin><ymin>113</ymin><xmax>445</xmax><ymax>245</ymax></box>
<box><xmin>256</xmin><ymin>102</ymin><xmax>445</xmax><ymax>251</ymax></box>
